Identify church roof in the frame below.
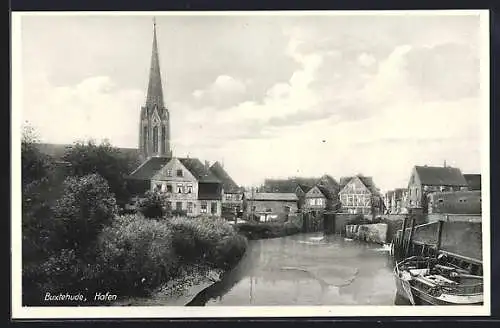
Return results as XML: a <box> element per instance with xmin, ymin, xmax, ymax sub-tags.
<box><xmin>209</xmin><ymin>161</ymin><xmax>240</xmax><ymax>193</ymax></box>
<box><xmin>414</xmin><ymin>165</ymin><xmax>467</xmax><ymax>187</ymax></box>
<box><xmin>145</xmin><ymin>18</ymin><xmax>164</xmax><ymax>109</ymax></box>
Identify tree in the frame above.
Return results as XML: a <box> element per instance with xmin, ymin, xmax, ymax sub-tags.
<box><xmin>53</xmin><ymin>173</ymin><xmax>118</xmax><ymax>258</ymax></box>
<box><xmin>62</xmin><ymin>140</ymin><xmax>138</xmax><ymax>207</ymax></box>
<box><xmin>136</xmin><ymin>191</ymin><xmax>168</xmax><ymax>219</ymax></box>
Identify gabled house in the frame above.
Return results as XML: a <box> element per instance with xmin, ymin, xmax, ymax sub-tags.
<box><xmin>262</xmin><ymin>175</ymin><xmax>340</xmax><ymax>210</ymax></box>
<box><xmin>407</xmin><ymin>165</ymin><xmax>468</xmax><ymax>210</ymax></box>
<box><xmin>303</xmin><ymin>185</ymin><xmax>340</xmax><ymax>215</ymax></box>
<box><xmin>392</xmin><ymin>188</ymin><xmax>407</xmax><ymax>214</ymax></box>
<box><xmin>338</xmin><ymin>175</ymin><xmax>384</xmax><ymax>216</ymax></box>
<box><xmin>127</xmin><ymin>156</ymin><xmax>222</xmax><ymax>216</ymax></box>
<box><xmin>209</xmin><ymin>161</ymin><xmax>243</xmax><ymax>217</ymax></box>
<box><xmin>243</xmin><ymin>192</ymin><xmax>298</xmax><ymax>222</ymax></box>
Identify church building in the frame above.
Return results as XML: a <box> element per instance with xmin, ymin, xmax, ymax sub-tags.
<box><xmin>127</xmin><ymin>19</ymin><xmax>241</xmax><ymax>217</ymax></box>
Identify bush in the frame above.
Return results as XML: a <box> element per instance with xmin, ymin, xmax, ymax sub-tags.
<box><xmin>169</xmin><ymin>216</ymin><xmax>246</xmax><ymax>269</ymax></box>
<box><xmin>52</xmin><ymin>173</ymin><xmax>118</xmax><ymax>257</ymax></box>
<box><xmin>95</xmin><ymin>214</ymin><xmax>179</xmax><ymax>294</ymax></box>
<box><xmin>235</xmin><ymin>221</ymin><xmax>301</xmax><ymax>240</ymax></box>
<box><xmin>136</xmin><ymin>191</ymin><xmax>167</xmax><ymax>219</ymax></box>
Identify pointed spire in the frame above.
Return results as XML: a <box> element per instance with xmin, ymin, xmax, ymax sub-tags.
<box><xmin>146</xmin><ymin>17</ymin><xmax>164</xmax><ymax>108</ymax></box>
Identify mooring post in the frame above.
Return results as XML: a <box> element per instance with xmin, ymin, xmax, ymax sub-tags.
<box><xmin>405</xmin><ymin>217</ymin><xmax>416</xmax><ymax>258</ymax></box>
<box><xmin>436</xmin><ymin>220</ymin><xmax>444</xmax><ymax>252</ymax></box>
<box><xmin>398</xmin><ymin>217</ymin><xmax>408</xmax><ymax>261</ymax></box>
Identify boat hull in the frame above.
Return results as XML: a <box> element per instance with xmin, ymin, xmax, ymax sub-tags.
<box><xmin>394</xmin><ymin>273</ymin><xmax>483</xmax><ymax>306</ymax></box>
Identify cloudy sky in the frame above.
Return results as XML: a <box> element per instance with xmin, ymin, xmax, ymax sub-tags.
<box><xmin>17</xmin><ymin>12</ymin><xmax>487</xmax><ymax>191</ymax></box>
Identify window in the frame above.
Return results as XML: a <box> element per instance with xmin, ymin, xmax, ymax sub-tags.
<box><xmin>225</xmin><ymin>194</ymin><xmax>232</xmax><ymax>201</ymax></box>
<box><xmin>176</xmin><ymin>169</ymin><xmax>183</xmax><ymax>177</ymax></box>
<box><xmin>177</xmin><ymin>184</ymin><xmax>183</xmax><ymax>193</ymax></box>
<box><xmin>251</xmin><ymin>206</ymin><xmax>256</xmax><ymax>212</ymax></box>
<box><xmin>153</xmin><ymin>126</ymin><xmax>159</xmax><ymax>153</ymax></box>
<box><xmin>166</xmin><ymin>184</ymin><xmax>173</xmax><ymax>193</ymax></box>
<box><xmin>200</xmin><ymin>201</ymin><xmax>208</xmax><ymax>213</ymax></box>
<box><xmin>284</xmin><ymin>206</ymin><xmax>291</xmax><ymax>213</ymax></box>
<box><xmin>265</xmin><ymin>208</ymin><xmax>272</xmax><ymax>213</ymax></box>
<box><xmin>154</xmin><ymin>183</ymin><xmax>162</xmax><ymax>192</ymax></box>
<box><xmin>187</xmin><ymin>202</ymin><xmax>193</xmax><ymax>214</ymax></box>
<box><xmin>211</xmin><ymin>202</ymin><xmax>217</xmax><ymax>214</ymax></box>
<box><xmin>176</xmin><ymin>202</ymin><xmax>182</xmax><ymax>211</ymax></box>
<box><xmin>167</xmin><ymin>169</ymin><xmax>172</xmax><ymax>177</ymax></box>
<box><xmin>186</xmin><ymin>184</ymin><xmax>193</xmax><ymax>194</ymax></box>
<box><xmin>143</xmin><ymin>126</ymin><xmax>148</xmax><ymax>150</ymax></box>
<box><xmin>166</xmin><ymin>201</ymin><xmax>172</xmax><ymax>210</ymax></box>
<box><xmin>161</xmin><ymin>125</ymin><xmax>166</xmax><ymax>154</ymax></box>
<box><xmin>438</xmin><ymin>199</ymin><xmax>444</xmax><ymax>203</ymax></box>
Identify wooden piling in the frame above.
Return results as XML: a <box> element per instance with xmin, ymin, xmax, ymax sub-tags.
<box><xmin>405</xmin><ymin>217</ymin><xmax>416</xmax><ymax>258</ymax></box>
<box><xmin>436</xmin><ymin>220</ymin><xmax>444</xmax><ymax>252</ymax></box>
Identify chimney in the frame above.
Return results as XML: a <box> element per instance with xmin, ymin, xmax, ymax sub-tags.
<box><xmin>444</xmin><ymin>160</ymin><xmax>447</xmax><ymax>168</ymax></box>
<box><xmin>205</xmin><ymin>160</ymin><xmax>210</xmax><ymax>170</ymax></box>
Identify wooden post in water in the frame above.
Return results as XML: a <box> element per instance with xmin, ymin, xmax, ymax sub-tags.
<box><xmin>405</xmin><ymin>217</ymin><xmax>416</xmax><ymax>258</ymax></box>
<box><xmin>398</xmin><ymin>217</ymin><xmax>408</xmax><ymax>261</ymax></box>
<box><xmin>436</xmin><ymin>220</ymin><xmax>444</xmax><ymax>253</ymax></box>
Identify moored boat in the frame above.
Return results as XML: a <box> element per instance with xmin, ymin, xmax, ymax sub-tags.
<box><xmin>394</xmin><ymin>255</ymin><xmax>483</xmax><ymax>305</ymax></box>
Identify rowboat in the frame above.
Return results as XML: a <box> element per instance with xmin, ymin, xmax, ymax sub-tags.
<box><xmin>394</xmin><ymin>255</ymin><xmax>483</xmax><ymax>305</ymax></box>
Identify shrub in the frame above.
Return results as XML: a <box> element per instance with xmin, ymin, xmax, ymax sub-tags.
<box><xmin>52</xmin><ymin>173</ymin><xmax>118</xmax><ymax>257</ymax></box>
<box><xmin>169</xmin><ymin>216</ymin><xmax>246</xmax><ymax>268</ymax></box>
<box><xmin>235</xmin><ymin>221</ymin><xmax>300</xmax><ymax>240</ymax></box>
<box><xmin>95</xmin><ymin>214</ymin><xmax>179</xmax><ymax>294</ymax></box>
<box><xmin>136</xmin><ymin>191</ymin><xmax>167</xmax><ymax>219</ymax></box>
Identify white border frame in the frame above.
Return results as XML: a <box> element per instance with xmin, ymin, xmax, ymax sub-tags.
<box><xmin>11</xmin><ymin>10</ymin><xmax>491</xmax><ymax>319</ymax></box>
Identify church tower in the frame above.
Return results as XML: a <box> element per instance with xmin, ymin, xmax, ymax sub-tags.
<box><xmin>139</xmin><ymin>18</ymin><xmax>172</xmax><ymax>159</ymax></box>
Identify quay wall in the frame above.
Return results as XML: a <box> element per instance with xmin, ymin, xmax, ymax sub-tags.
<box><xmin>345</xmin><ymin>223</ymin><xmax>388</xmax><ymax>244</ymax></box>
<box><xmin>399</xmin><ymin>221</ymin><xmax>482</xmax><ymax>261</ymax></box>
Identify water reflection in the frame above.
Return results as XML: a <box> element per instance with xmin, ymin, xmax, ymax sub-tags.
<box><xmin>188</xmin><ymin>233</ymin><xmax>398</xmax><ymax>306</ymax></box>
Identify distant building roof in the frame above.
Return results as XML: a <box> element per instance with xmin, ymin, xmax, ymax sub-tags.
<box><xmin>127</xmin><ymin>156</ymin><xmax>171</xmax><ymax>180</ymax></box>
<box><xmin>463</xmin><ymin>174</ymin><xmax>481</xmax><ymax>191</ymax></box>
<box><xmin>317</xmin><ymin>185</ymin><xmax>335</xmax><ymax>200</ymax></box>
<box><xmin>179</xmin><ymin>158</ymin><xmax>220</xmax><ymax>183</ymax></box>
<box><xmin>393</xmin><ymin>188</ymin><xmax>406</xmax><ymax>199</ymax></box>
<box><xmin>209</xmin><ymin>161</ymin><xmax>240</xmax><ymax>193</ymax></box>
<box><xmin>244</xmin><ymin>192</ymin><xmax>298</xmax><ymax>201</ymax></box>
<box><xmin>127</xmin><ymin>156</ymin><xmax>221</xmax><ymax>183</ymax></box>
<box><xmin>340</xmin><ymin>175</ymin><xmax>381</xmax><ymax>196</ymax></box>
<box><xmin>414</xmin><ymin>166</ymin><xmax>468</xmax><ymax>187</ymax></box>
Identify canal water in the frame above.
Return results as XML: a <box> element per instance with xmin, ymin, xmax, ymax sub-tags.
<box><xmin>188</xmin><ymin>232</ymin><xmax>401</xmax><ymax>306</ymax></box>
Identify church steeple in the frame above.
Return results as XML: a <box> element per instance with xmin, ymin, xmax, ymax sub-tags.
<box><xmin>139</xmin><ymin>17</ymin><xmax>172</xmax><ymax>160</ymax></box>
<box><xmin>146</xmin><ymin>17</ymin><xmax>164</xmax><ymax>108</ymax></box>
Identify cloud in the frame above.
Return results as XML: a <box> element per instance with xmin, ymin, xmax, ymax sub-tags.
<box><xmin>22</xmin><ymin>73</ymin><xmax>143</xmax><ymax>147</ymax></box>
<box><xmin>358</xmin><ymin>53</ymin><xmax>377</xmax><ymax>67</ymax></box>
<box><xmin>191</xmin><ymin>74</ymin><xmax>248</xmax><ymax>108</ymax></box>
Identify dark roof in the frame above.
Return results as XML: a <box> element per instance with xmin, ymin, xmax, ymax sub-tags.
<box><xmin>415</xmin><ymin>166</ymin><xmax>468</xmax><ymax>187</ymax></box>
<box><xmin>263</xmin><ymin>177</ymin><xmax>324</xmax><ymax>193</ymax></box>
<box><xmin>317</xmin><ymin>174</ymin><xmax>340</xmax><ymax>191</ymax></box>
<box><xmin>317</xmin><ymin>185</ymin><xmax>335</xmax><ymax>200</ymax></box>
<box><xmin>463</xmin><ymin>174</ymin><xmax>481</xmax><ymax>191</ymax></box>
<box><xmin>244</xmin><ymin>192</ymin><xmax>298</xmax><ymax>201</ymax></box>
<box><xmin>386</xmin><ymin>190</ymin><xmax>395</xmax><ymax>197</ymax></box>
<box><xmin>209</xmin><ymin>161</ymin><xmax>240</xmax><ymax>193</ymax></box>
<box><xmin>198</xmin><ymin>182</ymin><xmax>222</xmax><ymax>200</ymax></box>
<box><xmin>179</xmin><ymin>158</ymin><xmax>221</xmax><ymax>183</ymax></box>
<box><xmin>127</xmin><ymin>156</ymin><xmax>171</xmax><ymax>180</ymax></box>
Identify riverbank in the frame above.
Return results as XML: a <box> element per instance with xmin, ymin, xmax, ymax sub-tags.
<box><xmin>235</xmin><ymin>221</ymin><xmax>301</xmax><ymax>240</ymax></box>
<box><xmin>114</xmin><ymin>264</ymin><xmax>224</xmax><ymax>306</ymax></box>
